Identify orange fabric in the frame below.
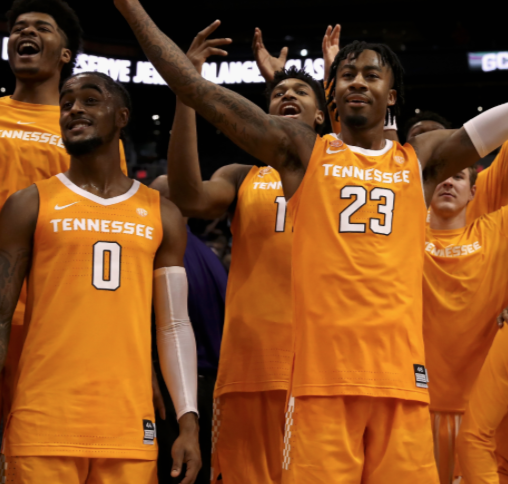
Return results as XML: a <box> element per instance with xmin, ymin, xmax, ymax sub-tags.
<box><xmin>215</xmin><ymin>167</ymin><xmax>293</xmax><ymax>396</ymax></box>
<box><xmin>211</xmin><ymin>390</ymin><xmax>286</xmax><ymax>484</ymax></box>
<box><xmin>467</xmin><ymin>142</ymin><xmax>508</xmax><ymax>223</ymax></box>
<box><xmin>325</xmin><ymin>82</ymin><xmax>341</xmax><ymax>134</ymax></box>
<box><xmin>431</xmin><ymin>412</ymin><xmax>463</xmax><ymax>484</ymax></box>
<box><xmin>281</xmin><ymin>395</ymin><xmax>438</xmax><ymax>484</ymax></box>
<box><xmin>4</xmin><ymin>175</ymin><xmax>162</xmax><ymax>460</ymax></box>
<box><xmin>497</xmin><ymin>415</ymin><xmax>508</xmax><ymax>483</ymax></box>
<box><xmin>457</xmin><ymin>327</ymin><xmax>508</xmax><ymax>484</ymax></box>
<box><xmin>289</xmin><ymin>136</ymin><xmax>428</xmax><ymax>401</ymax></box>
<box><xmin>3</xmin><ymin>455</ymin><xmax>157</xmax><ymax>484</ymax></box>
<box><xmin>424</xmin><ymin>208</ymin><xmax>508</xmax><ymax>414</ymax></box>
<box><xmin>0</xmin><ymin>96</ymin><xmax>128</xmax><ymax>418</ymax></box>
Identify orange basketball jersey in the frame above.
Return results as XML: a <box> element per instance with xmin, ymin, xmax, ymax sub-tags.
<box><xmin>0</xmin><ymin>95</ymin><xmax>128</xmax><ymax>327</ymax></box>
<box><xmin>424</xmin><ymin>207</ymin><xmax>508</xmax><ymax>414</ymax></box>
<box><xmin>214</xmin><ymin>166</ymin><xmax>293</xmax><ymax>396</ymax></box>
<box><xmin>4</xmin><ymin>174</ymin><xmax>162</xmax><ymax>459</ymax></box>
<box><xmin>289</xmin><ymin>135</ymin><xmax>428</xmax><ymax>401</ymax></box>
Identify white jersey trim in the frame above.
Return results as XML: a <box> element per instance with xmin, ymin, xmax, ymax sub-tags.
<box><xmin>329</xmin><ymin>133</ymin><xmax>394</xmax><ymax>156</ymax></box>
<box><xmin>56</xmin><ymin>173</ymin><xmax>140</xmax><ymax>206</ymax></box>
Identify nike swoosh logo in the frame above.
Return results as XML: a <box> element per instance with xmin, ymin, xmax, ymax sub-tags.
<box><xmin>326</xmin><ymin>148</ymin><xmax>346</xmax><ymax>155</ymax></box>
<box><xmin>17</xmin><ymin>121</ymin><xmax>36</xmax><ymax>125</ymax></box>
<box><xmin>55</xmin><ymin>202</ymin><xmax>79</xmax><ymax>210</ymax></box>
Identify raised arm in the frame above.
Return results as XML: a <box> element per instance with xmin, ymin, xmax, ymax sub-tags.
<box><xmin>167</xmin><ymin>21</ymin><xmax>251</xmax><ymax>218</ymax></box>
<box><xmin>115</xmin><ymin>0</ymin><xmax>316</xmax><ymax>172</ymax></box>
<box><xmin>153</xmin><ymin>198</ymin><xmax>201</xmax><ymax>484</ymax></box>
<box><xmin>0</xmin><ymin>186</ymin><xmax>38</xmax><ymax>372</ymax></box>
<box><xmin>252</xmin><ymin>27</ymin><xmax>287</xmax><ymax>82</ymax></box>
<box><xmin>411</xmin><ymin>103</ymin><xmax>508</xmax><ymax>205</ymax></box>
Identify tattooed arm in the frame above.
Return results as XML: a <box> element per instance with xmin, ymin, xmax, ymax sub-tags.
<box><xmin>114</xmin><ymin>0</ymin><xmax>316</xmax><ymax>180</ymax></box>
<box><xmin>0</xmin><ymin>185</ymin><xmax>39</xmax><ymax>371</ymax></box>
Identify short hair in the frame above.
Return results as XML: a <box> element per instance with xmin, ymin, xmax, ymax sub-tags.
<box><xmin>64</xmin><ymin>71</ymin><xmax>132</xmax><ymax>117</ymax></box>
<box><xmin>326</xmin><ymin>40</ymin><xmax>405</xmax><ymax>124</ymax></box>
<box><xmin>404</xmin><ymin>111</ymin><xmax>452</xmax><ymax>138</ymax></box>
<box><xmin>467</xmin><ymin>165</ymin><xmax>478</xmax><ymax>187</ymax></box>
<box><xmin>7</xmin><ymin>0</ymin><xmax>83</xmax><ymax>81</ymax></box>
<box><xmin>264</xmin><ymin>66</ymin><xmax>328</xmax><ymax>135</ymax></box>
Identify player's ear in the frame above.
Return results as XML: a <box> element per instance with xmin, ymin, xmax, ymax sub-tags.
<box><xmin>117</xmin><ymin>108</ymin><xmax>130</xmax><ymax>129</ymax></box>
<box><xmin>469</xmin><ymin>183</ymin><xmax>476</xmax><ymax>201</ymax></box>
<box><xmin>60</xmin><ymin>47</ymin><xmax>72</xmax><ymax>66</ymax></box>
<box><xmin>315</xmin><ymin>109</ymin><xmax>325</xmax><ymax>126</ymax></box>
<box><xmin>387</xmin><ymin>89</ymin><xmax>397</xmax><ymax>107</ymax></box>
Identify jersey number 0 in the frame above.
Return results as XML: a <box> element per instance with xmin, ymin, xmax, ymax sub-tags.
<box><xmin>92</xmin><ymin>241</ymin><xmax>122</xmax><ymax>291</ymax></box>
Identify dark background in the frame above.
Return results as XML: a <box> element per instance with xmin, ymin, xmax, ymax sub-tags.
<box><xmin>1</xmin><ymin>0</ymin><xmax>507</xmax><ymax>180</ymax></box>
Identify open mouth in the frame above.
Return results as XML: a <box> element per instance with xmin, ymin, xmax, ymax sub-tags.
<box><xmin>280</xmin><ymin>103</ymin><xmax>301</xmax><ymax>117</ymax></box>
<box><xmin>346</xmin><ymin>95</ymin><xmax>369</xmax><ymax>106</ymax></box>
<box><xmin>68</xmin><ymin>119</ymin><xmax>93</xmax><ymax>132</ymax></box>
<box><xmin>17</xmin><ymin>41</ymin><xmax>40</xmax><ymax>57</ymax></box>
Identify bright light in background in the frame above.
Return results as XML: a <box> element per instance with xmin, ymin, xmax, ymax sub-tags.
<box><xmin>415</xmin><ymin>108</ymin><xmax>420</xmax><ymax>113</ymax></box>
<box><xmin>152</xmin><ymin>114</ymin><xmax>160</xmax><ymax>120</ymax></box>
<box><xmin>478</xmin><ymin>106</ymin><xmax>483</xmax><ymax>112</ymax></box>
<box><xmin>0</xmin><ymin>88</ymin><xmax>5</xmax><ymax>93</ymax></box>
<box><xmin>300</xmin><ymin>49</ymin><xmax>308</xmax><ymax>56</ymax></box>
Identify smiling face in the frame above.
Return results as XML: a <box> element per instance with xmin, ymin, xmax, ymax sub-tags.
<box><xmin>59</xmin><ymin>74</ymin><xmax>129</xmax><ymax>157</ymax></box>
<box><xmin>431</xmin><ymin>169</ymin><xmax>476</xmax><ymax>217</ymax></box>
<box><xmin>268</xmin><ymin>78</ymin><xmax>324</xmax><ymax>130</ymax></box>
<box><xmin>334</xmin><ymin>49</ymin><xmax>396</xmax><ymax>129</ymax></box>
<box><xmin>8</xmin><ymin>12</ymin><xmax>71</xmax><ymax>80</ymax></box>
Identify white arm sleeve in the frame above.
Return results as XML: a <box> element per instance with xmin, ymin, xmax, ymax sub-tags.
<box><xmin>154</xmin><ymin>266</ymin><xmax>198</xmax><ymax>421</ymax></box>
<box><xmin>464</xmin><ymin>103</ymin><xmax>508</xmax><ymax>158</ymax></box>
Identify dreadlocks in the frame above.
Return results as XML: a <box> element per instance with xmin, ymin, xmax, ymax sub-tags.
<box><xmin>326</xmin><ymin>41</ymin><xmax>405</xmax><ymax>125</ymax></box>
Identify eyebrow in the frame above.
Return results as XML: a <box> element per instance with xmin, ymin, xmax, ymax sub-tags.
<box><xmin>13</xmin><ymin>19</ymin><xmax>55</xmax><ymax>29</ymax></box>
<box><xmin>59</xmin><ymin>83</ymin><xmax>103</xmax><ymax>101</ymax></box>
<box><xmin>274</xmin><ymin>82</ymin><xmax>311</xmax><ymax>91</ymax></box>
<box><xmin>339</xmin><ymin>63</ymin><xmax>383</xmax><ymax>72</ymax></box>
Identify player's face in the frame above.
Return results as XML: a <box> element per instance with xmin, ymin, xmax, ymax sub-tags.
<box><xmin>8</xmin><ymin>12</ymin><xmax>71</xmax><ymax>80</ymax></box>
<box><xmin>59</xmin><ymin>75</ymin><xmax>128</xmax><ymax>156</ymax></box>
<box><xmin>431</xmin><ymin>169</ymin><xmax>476</xmax><ymax>215</ymax></box>
<box><xmin>334</xmin><ymin>50</ymin><xmax>396</xmax><ymax>129</ymax></box>
<box><xmin>407</xmin><ymin>120</ymin><xmax>446</xmax><ymax>139</ymax></box>
<box><xmin>268</xmin><ymin>78</ymin><xmax>324</xmax><ymax>130</ymax></box>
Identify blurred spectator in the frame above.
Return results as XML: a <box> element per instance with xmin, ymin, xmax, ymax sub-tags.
<box><xmin>150</xmin><ymin>176</ymin><xmax>228</xmax><ymax>484</ymax></box>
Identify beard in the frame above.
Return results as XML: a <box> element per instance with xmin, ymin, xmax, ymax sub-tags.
<box><xmin>343</xmin><ymin>114</ymin><xmax>369</xmax><ymax>128</ymax></box>
<box><xmin>63</xmin><ymin>136</ymin><xmax>104</xmax><ymax>157</ymax></box>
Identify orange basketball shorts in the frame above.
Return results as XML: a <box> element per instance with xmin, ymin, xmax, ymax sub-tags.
<box><xmin>281</xmin><ymin>395</ymin><xmax>439</xmax><ymax>484</ymax></box>
<box><xmin>2</xmin><ymin>455</ymin><xmax>157</xmax><ymax>484</ymax></box>
<box><xmin>211</xmin><ymin>390</ymin><xmax>286</xmax><ymax>484</ymax></box>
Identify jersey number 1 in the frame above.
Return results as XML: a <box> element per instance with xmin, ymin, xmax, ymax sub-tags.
<box><xmin>92</xmin><ymin>241</ymin><xmax>122</xmax><ymax>291</ymax></box>
<box><xmin>275</xmin><ymin>196</ymin><xmax>287</xmax><ymax>232</ymax></box>
<box><xmin>339</xmin><ymin>186</ymin><xmax>394</xmax><ymax>235</ymax></box>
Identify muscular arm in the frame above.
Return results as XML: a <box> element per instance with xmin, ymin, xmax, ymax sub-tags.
<box><xmin>0</xmin><ymin>186</ymin><xmax>38</xmax><ymax>371</ymax></box>
<box><xmin>115</xmin><ymin>0</ymin><xmax>316</xmax><ymax>173</ymax></box>
<box><xmin>167</xmin><ymin>98</ymin><xmax>251</xmax><ymax>218</ymax></box>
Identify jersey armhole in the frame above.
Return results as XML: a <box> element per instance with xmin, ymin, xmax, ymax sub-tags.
<box><xmin>230</xmin><ymin>166</ymin><xmax>258</xmax><ymax>228</ymax></box>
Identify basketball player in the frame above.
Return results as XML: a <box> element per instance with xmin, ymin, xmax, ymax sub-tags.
<box><xmin>424</xmin><ymin>166</ymin><xmax>508</xmax><ymax>484</ymax></box>
<box><xmin>0</xmin><ymin>72</ymin><xmax>200</xmax><ymax>483</ymax></box>
<box><xmin>0</xmin><ymin>0</ymin><xmax>127</xmax><ymax>422</ymax></box>
<box><xmin>166</xmin><ymin>22</ymin><xmax>325</xmax><ymax>484</ymax></box>
<box><xmin>116</xmin><ymin>0</ymin><xmax>508</xmax><ymax>479</ymax></box>
<box><xmin>457</xmin><ymin>326</ymin><xmax>508</xmax><ymax>483</ymax></box>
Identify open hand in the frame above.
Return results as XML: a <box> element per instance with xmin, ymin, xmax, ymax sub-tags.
<box><xmin>252</xmin><ymin>27</ymin><xmax>288</xmax><ymax>82</ymax></box>
<box><xmin>322</xmin><ymin>24</ymin><xmax>341</xmax><ymax>85</ymax></box>
<box><xmin>187</xmin><ymin>20</ymin><xmax>232</xmax><ymax>74</ymax></box>
<box><xmin>171</xmin><ymin>412</ymin><xmax>201</xmax><ymax>484</ymax></box>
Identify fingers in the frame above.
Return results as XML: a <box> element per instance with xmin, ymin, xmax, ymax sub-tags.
<box><xmin>179</xmin><ymin>457</ymin><xmax>201</xmax><ymax>484</ymax></box>
<box><xmin>279</xmin><ymin>46</ymin><xmax>288</xmax><ymax>64</ymax></box>
<box><xmin>498</xmin><ymin>309</ymin><xmax>508</xmax><ymax>328</ymax></box>
<box><xmin>252</xmin><ymin>27</ymin><xmax>265</xmax><ymax>53</ymax></box>
<box><xmin>171</xmin><ymin>443</ymin><xmax>184</xmax><ymax>478</ymax></box>
<box><xmin>331</xmin><ymin>24</ymin><xmax>341</xmax><ymax>47</ymax></box>
<box><xmin>196</xmin><ymin>19</ymin><xmax>222</xmax><ymax>42</ymax></box>
<box><xmin>205</xmin><ymin>48</ymin><xmax>229</xmax><ymax>58</ymax></box>
<box><xmin>205</xmin><ymin>38</ymin><xmax>233</xmax><ymax>48</ymax></box>
<box><xmin>322</xmin><ymin>25</ymin><xmax>332</xmax><ymax>50</ymax></box>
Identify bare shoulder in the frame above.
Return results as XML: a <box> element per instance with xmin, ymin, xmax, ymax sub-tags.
<box><xmin>159</xmin><ymin>195</ymin><xmax>186</xmax><ymax>230</ymax></box>
<box><xmin>1</xmin><ymin>185</ymin><xmax>39</xmax><ymax>224</ymax></box>
<box><xmin>150</xmin><ymin>175</ymin><xmax>169</xmax><ymax>200</ymax></box>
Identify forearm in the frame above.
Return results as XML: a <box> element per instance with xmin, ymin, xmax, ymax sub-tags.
<box><xmin>0</xmin><ymin>248</ymin><xmax>29</xmax><ymax>371</ymax></box>
<box><xmin>167</xmin><ymin>98</ymin><xmax>207</xmax><ymax>216</ymax></box>
<box><xmin>154</xmin><ymin>266</ymin><xmax>198</xmax><ymax>421</ymax></box>
<box><xmin>116</xmin><ymin>0</ymin><xmax>282</xmax><ymax>162</ymax></box>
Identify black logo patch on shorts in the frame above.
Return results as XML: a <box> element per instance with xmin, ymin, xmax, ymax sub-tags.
<box><xmin>413</xmin><ymin>364</ymin><xmax>429</xmax><ymax>389</ymax></box>
<box><xmin>143</xmin><ymin>419</ymin><xmax>156</xmax><ymax>445</ymax></box>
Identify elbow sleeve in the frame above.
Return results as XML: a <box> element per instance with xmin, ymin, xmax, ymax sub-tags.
<box><xmin>154</xmin><ymin>266</ymin><xmax>198</xmax><ymax>420</ymax></box>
